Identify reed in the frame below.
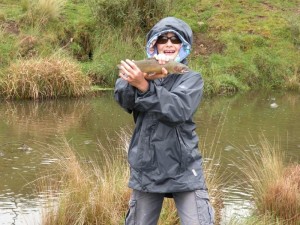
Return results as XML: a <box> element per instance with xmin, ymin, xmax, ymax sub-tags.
<box><xmin>264</xmin><ymin>164</ymin><xmax>300</xmax><ymax>224</ymax></box>
<box><xmin>237</xmin><ymin>135</ymin><xmax>300</xmax><ymax>224</ymax></box>
<box><xmin>0</xmin><ymin>57</ymin><xmax>91</xmax><ymax>99</ymax></box>
<box><xmin>40</xmin><ymin>136</ymin><xmax>131</xmax><ymax>225</ymax></box>
<box><xmin>39</xmin><ymin>126</ymin><xmax>225</xmax><ymax>225</ymax></box>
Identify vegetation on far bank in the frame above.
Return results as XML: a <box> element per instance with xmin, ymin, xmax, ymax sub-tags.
<box><xmin>0</xmin><ymin>0</ymin><xmax>299</xmax><ymax>99</ymax></box>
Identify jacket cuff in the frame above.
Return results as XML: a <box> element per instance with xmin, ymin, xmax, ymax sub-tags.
<box><xmin>136</xmin><ymin>81</ymin><xmax>154</xmax><ymax>97</ymax></box>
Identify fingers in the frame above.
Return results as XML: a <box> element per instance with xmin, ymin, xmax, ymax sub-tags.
<box><xmin>118</xmin><ymin>59</ymin><xmax>141</xmax><ymax>76</ymax></box>
<box><xmin>161</xmin><ymin>67</ymin><xmax>168</xmax><ymax>75</ymax></box>
<box><xmin>118</xmin><ymin>59</ymin><xmax>146</xmax><ymax>87</ymax></box>
<box><xmin>144</xmin><ymin>74</ymin><xmax>164</xmax><ymax>80</ymax></box>
<box><xmin>125</xmin><ymin>59</ymin><xmax>139</xmax><ymax>70</ymax></box>
<box><xmin>118</xmin><ymin>60</ymin><xmax>133</xmax><ymax>80</ymax></box>
<box><xmin>119</xmin><ymin>71</ymin><xmax>129</xmax><ymax>80</ymax></box>
<box><xmin>154</xmin><ymin>54</ymin><xmax>170</xmax><ymax>65</ymax></box>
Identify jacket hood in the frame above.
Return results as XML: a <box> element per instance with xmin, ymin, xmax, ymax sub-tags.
<box><xmin>146</xmin><ymin>17</ymin><xmax>193</xmax><ymax>63</ymax></box>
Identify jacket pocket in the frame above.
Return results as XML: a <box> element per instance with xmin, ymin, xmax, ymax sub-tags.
<box><xmin>195</xmin><ymin>190</ymin><xmax>215</xmax><ymax>225</ymax></box>
<box><xmin>125</xmin><ymin>200</ymin><xmax>137</xmax><ymax>225</ymax></box>
<box><xmin>175</xmin><ymin>127</ymin><xmax>188</xmax><ymax>170</ymax></box>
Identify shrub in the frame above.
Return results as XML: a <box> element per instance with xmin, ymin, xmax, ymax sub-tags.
<box><xmin>86</xmin><ymin>0</ymin><xmax>171</xmax><ymax>37</ymax></box>
<box><xmin>0</xmin><ymin>57</ymin><xmax>91</xmax><ymax>99</ymax></box>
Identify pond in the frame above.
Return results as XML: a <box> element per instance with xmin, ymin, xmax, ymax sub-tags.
<box><xmin>0</xmin><ymin>90</ymin><xmax>299</xmax><ymax>225</ymax></box>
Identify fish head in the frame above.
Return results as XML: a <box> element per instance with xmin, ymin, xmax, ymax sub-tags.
<box><xmin>174</xmin><ymin>64</ymin><xmax>189</xmax><ymax>74</ymax></box>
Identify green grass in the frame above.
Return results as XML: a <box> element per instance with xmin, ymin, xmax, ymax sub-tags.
<box><xmin>0</xmin><ymin>0</ymin><xmax>299</xmax><ymax>98</ymax></box>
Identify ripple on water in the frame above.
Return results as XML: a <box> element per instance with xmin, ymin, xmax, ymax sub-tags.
<box><xmin>0</xmin><ymin>192</ymin><xmax>54</xmax><ymax>225</ymax></box>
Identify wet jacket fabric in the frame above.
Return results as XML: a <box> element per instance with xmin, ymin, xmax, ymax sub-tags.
<box><xmin>114</xmin><ymin>17</ymin><xmax>207</xmax><ymax>193</ymax></box>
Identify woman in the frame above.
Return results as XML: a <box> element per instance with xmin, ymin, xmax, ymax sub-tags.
<box><xmin>114</xmin><ymin>17</ymin><xmax>214</xmax><ymax>225</ymax></box>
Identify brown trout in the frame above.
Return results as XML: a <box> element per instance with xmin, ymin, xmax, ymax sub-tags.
<box><xmin>117</xmin><ymin>58</ymin><xmax>189</xmax><ymax>75</ymax></box>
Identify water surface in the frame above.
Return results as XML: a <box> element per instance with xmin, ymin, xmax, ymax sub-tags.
<box><xmin>0</xmin><ymin>91</ymin><xmax>299</xmax><ymax>224</ymax></box>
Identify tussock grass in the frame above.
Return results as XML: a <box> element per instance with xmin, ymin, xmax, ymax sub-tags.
<box><xmin>0</xmin><ymin>57</ymin><xmax>91</xmax><ymax>99</ymax></box>
<box><xmin>39</xmin><ymin>128</ymin><xmax>225</xmax><ymax>225</ymax></box>
<box><xmin>202</xmin><ymin>153</ymin><xmax>224</xmax><ymax>225</ymax></box>
<box><xmin>40</xmin><ymin>136</ymin><xmax>131</xmax><ymax>225</ymax></box>
<box><xmin>264</xmin><ymin>164</ymin><xmax>300</xmax><ymax>224</ymax></box>
<box><xmin>237</xmin><ymin>136</ymin><xmax>300</xmax><ymax>224</ymax></box>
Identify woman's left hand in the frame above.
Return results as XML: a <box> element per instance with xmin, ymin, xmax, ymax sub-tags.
<box><xmin>144</xmin><ymin>54</ymin><xmax>169</xmax><ymax>80</ymax></box>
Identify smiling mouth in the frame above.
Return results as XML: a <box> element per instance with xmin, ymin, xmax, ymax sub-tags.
<box><xmin>164</xmin><ymin>50</ymin><xmax>176</xmax><ymax>54</ymax></box>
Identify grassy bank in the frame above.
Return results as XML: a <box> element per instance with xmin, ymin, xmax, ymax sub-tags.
<box><xmin>0</xmin><ymin>0</ymin><xmax>299</xmax><ymax>98</ymax></box>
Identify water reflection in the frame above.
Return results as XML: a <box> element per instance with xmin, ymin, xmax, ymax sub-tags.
<box><xmin>0</xmin><ymin>91</ymin><xmax>299</xmax><ymax>224</ymax></box>
<box><xmin>1</xmin><ymin>99</ymin><xmax>93</xmax><ymax>138</ymax></box>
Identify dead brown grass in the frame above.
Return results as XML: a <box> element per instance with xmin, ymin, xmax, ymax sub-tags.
<box><xmin>263</xmin><ymin>164</ymin><xmax>300</xmax><ymax>224</ymax></box>
<box><xmin>237</xmin><ymin>136</ymin><xmax>300</xmax><ymax>225</ymax></box>
<box><xmin>39</xmin><ymin>127</ymin><xmax>225</xmax><ymax>225</ymax></box>
<box><xmin>0</xmin><ymin>57</ymin><xmax>91</xmax><ymax>99</ymax></box>
<box><xmin>40</xmin><ymin>137</ymin><xmax>130</xmax><ymax>225</ymax></box>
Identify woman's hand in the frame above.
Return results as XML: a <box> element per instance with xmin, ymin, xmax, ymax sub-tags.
<box><xmin>144</xmin><ymin>54</ymin><xmax>169</xmax><ymax>80</ymax></box>
<box><xmin>118</xmin><ymin>59</ymin><xmax>149</xmax><ymax>93</ymax></box>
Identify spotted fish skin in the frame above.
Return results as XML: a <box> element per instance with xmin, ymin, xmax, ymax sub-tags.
<box><xmin>118</xmin><ymin>58</ymin><xmax>189</xmax><ymax>75</ymax></box>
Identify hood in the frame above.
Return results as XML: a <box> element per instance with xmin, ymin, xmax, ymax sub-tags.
<box><xmin>146</xmin><ymin>17</ymin><xmax>193</xmax><ymax>63</ymax></box>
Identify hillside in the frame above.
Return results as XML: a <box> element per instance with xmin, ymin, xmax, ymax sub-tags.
<box><xmin>0</xmin><ymin>0</ymin><xmax>299</xmax><ymax>97</ymax></box>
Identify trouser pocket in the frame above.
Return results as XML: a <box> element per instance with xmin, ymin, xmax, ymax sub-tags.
<box><xmin>125</xmin><ymin>200</ymin><xmax>137</xmax><ymax>225</ymax></box>
<box><xmin>195</xmin><ymin>190</ymin><xmax>215</xmax><ymax>225</ymax></box>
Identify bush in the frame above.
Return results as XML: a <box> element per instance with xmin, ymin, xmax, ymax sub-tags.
<box><xmin>87</xmin><ymin>0</ymin><xmax>171</xmax><ymax>37</ymax></box>
<box><xmin>0</xmin><ymin>57</ymin><xmax>91</xmax><ymax>99</ymax></box>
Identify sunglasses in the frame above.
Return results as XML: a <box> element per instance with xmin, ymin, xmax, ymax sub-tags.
<box><xmin>156</xmin><ymin>36</ymin><xmax>182</xmax><ymax>44</ymax></box>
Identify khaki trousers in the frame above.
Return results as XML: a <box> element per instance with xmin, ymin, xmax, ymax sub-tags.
<box><xmin>125</xmin><ymin>189</ymin><xmax>214</xmax><ymax>225</ymax></box>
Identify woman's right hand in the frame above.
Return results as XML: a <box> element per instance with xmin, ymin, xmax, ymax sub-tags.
<box><xmin>144</xmin><ymin>54</ymin><xmax>169</xmax><ymax>80</ymax></box>
<box><xmin>154</xmin><ymin>53</ymin><xmax>170</xmax><ymax>65</ymax></box>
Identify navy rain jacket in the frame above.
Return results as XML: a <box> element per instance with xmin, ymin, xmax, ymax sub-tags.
<box><xmin>114</xmin><ymin>17</ymin><xmax>207</xmax><ymax>193</ymax></box>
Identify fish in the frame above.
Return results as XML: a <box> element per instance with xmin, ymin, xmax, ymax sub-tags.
<box><xmin>117</xmin><ymin>58</ymin><xmax>189</xmax><ymax>75</ymax></box>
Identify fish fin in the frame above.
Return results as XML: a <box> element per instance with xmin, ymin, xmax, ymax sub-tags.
<box><xmin>148</xmin><ymin>72</ymin><xmax>156</xmax><ymax>76</ymax></box>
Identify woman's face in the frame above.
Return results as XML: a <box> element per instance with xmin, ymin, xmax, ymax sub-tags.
<box><xmin>156</xmin><ymin>32</ymin><xmax>182</xmax><ymax>60</ymax></box>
